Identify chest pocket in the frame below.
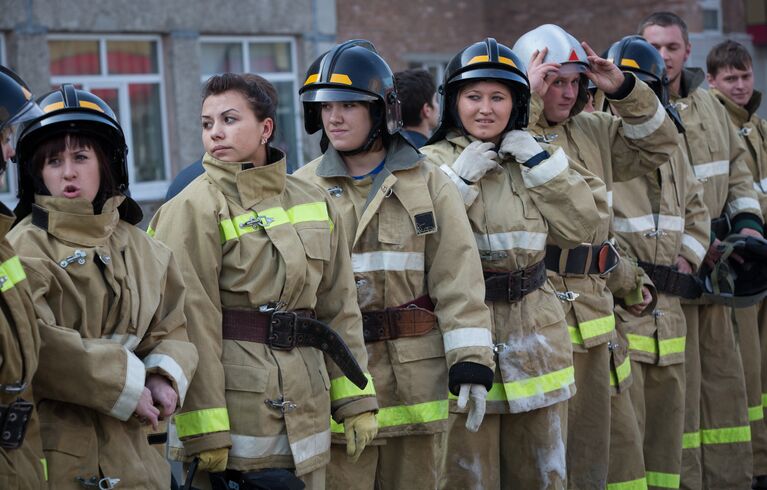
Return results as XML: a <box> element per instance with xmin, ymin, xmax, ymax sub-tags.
<box><xmin>378</xmin><ymin>197</ymin><xmax>405</xmax><ymax>245</ymax></box>
<box><xmin>296</xmin><ymin>226</ymin><xmax>331</xmax><ymax>262</ymax></box>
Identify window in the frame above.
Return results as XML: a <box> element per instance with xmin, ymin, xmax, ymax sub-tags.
<box><xmin>199</xmin><ymin>37</ymin><xmax>302</xmax><ymax>172</ymax></box>
<box><xmin>404</xmin><ymin>54</ymin><xmax>453</xmax><ymax>87</ymax></box>
<box><xmin>48</xmin><ymin>35</ymin><xmax>170</xmax><ymax>201</ymax></box>
<box><xmin>700</xmin><ymin>0</ymin><xmax>722</xmax><ymax>32</ymax></box>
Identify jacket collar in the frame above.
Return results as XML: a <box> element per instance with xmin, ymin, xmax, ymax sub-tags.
<box><xmin>202</xmin><ymin>147</ymin><xmax>287</xmax><ymax>210</ymax></box>
<box><xmin>679</xmin><ymin>68</ymin><xmax>705</xmax><ymax>99</ymax></box>
<box><xmin>314</xmin><ymin>133</ymin><xmax>423</xmax><ymax>178</ymax></box>
<box><xmin>31</xmin><ymin>195</ymin><xmax>122</xmax><ymax>246</ymax></box>
<box><xmin>0</xmin><ymin>203</ymin><xmax>14</xmax><ymax>240</ymax></box>
<box><xmin>711</xmin><ymin>89</ymin><xmax>763</xmax><ymax>125</ymax></box>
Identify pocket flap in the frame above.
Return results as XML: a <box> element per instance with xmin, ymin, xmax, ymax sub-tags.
<box><xmin>296</xmin><ymin>227</ymin><xmax>331</xmax><ymax>261</ymax></box>
<box><xmin>224</xmin><ymin>364</ymin><xmax>269</xmax><ymax>393</ymax></box>
<box><xmin>391</xmin><ymin>331</ymin><xmax>445</xmax><ymax>363</ymax></box>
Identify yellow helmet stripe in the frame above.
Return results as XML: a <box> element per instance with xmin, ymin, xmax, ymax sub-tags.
<box><xmin>304</xmin><ymin>73</ymin><xmax>319</xmax><ymax>86</ymax></box>
<box><xmin>620</xmin><ymin>58</ymin><xmax>640</xmax><ymax>69</ymax></box>
<box><xmin>42</xmin><ymin>100</ymin><xmax>105</xmax><ymax>113</ymax></box>
<box><xmin>468</xmin><ymin>55</ymin><xmax>490</xmax><ymax>64</ymax></box>
<box><xmin>43</xmin><ymin>101</ymin><xmax>65</xmax><ymax>113</ymax></box>
<box><xmin>329</xmin><ymin>73</ymin><xmax>352</xmax><ymax>85</ymax></box>
<box><xmin>79</xmin><ymin>100</ymin><xmax>104</xmax><ymax>112</ymax></box>
<box><xmin>498</xmin><ymin>56</ymin><xmax>517</xmax><ymax>68</ymax></box>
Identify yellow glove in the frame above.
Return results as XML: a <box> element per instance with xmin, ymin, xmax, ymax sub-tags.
<box><xmin>197</xmin><ymin>447</ymin><xmax>229</xmax><ymax>473</ymax></box>
<box><xmin>344</xmin><ymin>411</ymin><xmax>378</xmax><ymax>462</ymax></box>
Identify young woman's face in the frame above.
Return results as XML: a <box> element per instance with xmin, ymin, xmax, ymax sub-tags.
<box><xmin>41</xmin><ymin>141</ymin><xmax>101</xmax><ymax>202</ymax></box>
<box><xmin>457</xmin><ymin>81</ymin><xmax>513</xmax><ymax>144</ymax></box>
<box><xmin>320</xmin><ymin>101</ymin><xmax>373</xmax><ymax>151</ymax></box>
<box><xmin>201</xmin><ymin>90</ymin><xmax>273</xmax><ymax>164</ymax></box>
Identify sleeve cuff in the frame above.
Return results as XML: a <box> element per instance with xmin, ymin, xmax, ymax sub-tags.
<box><xmin>448</xmin><ymin>362</ymin><xmax>494</xmax><ymax>396</ymax></box>
<box><xmin>731</xmin><ymin>213</ymin><xmax>764</xmax><ymax>235</ymax></box>
<box><xmin>109</xmin><ymin>349</ymin><xmax>146</xmax><ymax>421</ymax></box>
<box><xmin>605</xmin><ymin>73</ymin><xmax>636</xmax><ymax>101</ymax></box>
<box><xmin>332</xmin><ymin>396</ymin><xmax>380</xmax><ymax>424</ymax></box>
<box><xmin>143</xmin><ymin>353</ymin><xmax>191</xmax><ymax>406</ymax></box>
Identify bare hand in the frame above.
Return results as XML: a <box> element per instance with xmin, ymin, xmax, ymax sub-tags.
<box><xmin>146</xmin><ymin>373</ymin><xmax>178</xmax><ymax>419</ymax></box>
<box><xmin>581</xmin><ymin>42</ymin><xmax>625</xmax><ymax>93</ymax></box>
<box><xmin>740</xmin><ymin>227</ymin><xmax>763</xmax><ymax>239</ymax></box>
<box><xmin>134</xmin><ymin>387</ymin><xmax>160</xmax><ymax>430</ymax></box>
<box><xmin>626</xmin><ymin>286</ymin><xmax>652</xmax><ymax>316</ymax></box>
<box><xmin>675</xmin><ymin>256</ymin><xmax>693</xmax><ymax>275</ymax></box>
<box><xmin>527</xmin><ymin>48</ymin><xmax>562</xmax><ymax>97</ymax></box>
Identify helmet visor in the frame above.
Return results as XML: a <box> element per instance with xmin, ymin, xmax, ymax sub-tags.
<box><xmin>301</xmin><ymin>88</ymin><xmax>378</xmax><ymax>103</ymax></box>
<box><xmin>5</xmin><ymin>101</ymin><xmax>44</xmax><ymax>148</ymax></box>
<box><xmin>559</xmin><ymin>62</ymin><xmax>588</xmax><ymax>75</ymax></box>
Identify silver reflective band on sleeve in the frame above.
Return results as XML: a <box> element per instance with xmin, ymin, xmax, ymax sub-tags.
<box><xmin>682</xmin><ymin>233</ymin><xmax>708</xmax><ymax>262</ymax></box>
<box><xmin>606</xmin><ymin>191</ymin><xmax>613</xmax><ymax>208</ymax></box>
<box><xmin>693</xmin><ymin>160</ymin><xmax>729</xmax><ymax>179</ymax></box>
<box><xmin>754</xmin><ymin>178</ymin><xmax>767</xmax><ymax>193</ymax></box>
<box><xmin>143</xmin><ymin>353</ymin><xmax>190</xmax><ymax>404</ymax></box>
<box><xmin>439</xmin><ymin>164</ymin><xmax>479</xmax><ymax>206</ymax></box>
<box><xmin>622</xmin><ymin>100</ymin><xmax>666</xmax><ymax>139</ymax></box>
<box><xmin>612</xmin><ymin>214</ymin><xmax>683</xmax><ymax>233</ymax></box>
<box><xmin>352</xmin><ymin>251</ymin><xmax>424</xmax><ymax>273</ymax></box>
<box><xmin>109</xmin><ymin>350</ymin><xmax>146</xmax><ymax>421</ymax></box>
<box><xmin>443</xmin><ymin>328</ymin><xmax>494</xmax><ymax>353</ymax></box>
<box><xmin>103</xmin><ymin>333</ymin><xmax>141</xmax><ymax>352</ymax></box>
<box><xmin>521</xmin><ymin>147</ymin><xmax>568</xmax><ymax>188</ymax></box>
<box><xmin>727</xmin><ymin>197</ymin><xmax>761</xmax><ymax>216</ymax></box>
<box><xmin>474</xmin><ymin>231</ymin><xmax>547</xmax><ymax>252</ymax></box>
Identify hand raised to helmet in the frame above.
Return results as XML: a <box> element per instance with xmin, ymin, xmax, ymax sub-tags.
<box><xmin>527</xmin><ymin>47</ymin><xmax>562</xmax><ymax>98</ymax></box>
<box><xmin>581</xmin><ymin>41</ymin><xmax>625</xmax><ymax>94</ymax></box>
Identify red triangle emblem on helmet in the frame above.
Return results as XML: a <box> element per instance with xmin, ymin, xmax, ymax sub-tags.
<box><xmin>568</xmin><ymin>49</ymin><xmax>580</xmax><ymax>61</ymax></box>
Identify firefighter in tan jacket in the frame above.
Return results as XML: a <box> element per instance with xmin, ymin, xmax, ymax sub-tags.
<box><xmin>513</xmin><ymin>24</ymin><xmax>681</xmax><ymax>489</ymax></box>
<box><xmin>150</xmin><ymin>73</ymin><xmax>376</xmax><ymax>490</ymax></box>
<box><xmin>295</xmin><ymin>40</ymin><xmax>495</xmax><ymax>490</ymax></box>
<box><xmin>707</xmin><ymin>39</ymin><xmax>767</xmax><ymax>488</ymax></box>
<box><xmin>0</xmin><ymin>65</ymin><xmax>46</xmax><ymax>489</ymax></box>
<box><xmin>8</xmin><ymin>85</ymin><xmax>198</xmax><ymax>489</ymax></box>
<box><xmin>420</xmin><ymin>38</ymin><xmax>601</xmax><ymax>489</ymax></box>
<box><xmin>641</xmin><ymin>12</ymin><xmax>765</xmax><ymax>490</ymax></box>
<box><xmin>599</xmin><ymin>36</ymin><xmax>711</xmax><ymax>490</ymax></box>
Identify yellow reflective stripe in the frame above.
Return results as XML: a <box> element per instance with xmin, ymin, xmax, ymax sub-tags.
<box><xmin>627</xmin><ymin>334</ymin><xmax>685</xmax><ymax>357</ymax></box>
<box><xmin>504</xmin><ymin>366</ymin><xmax>574</xmax><ymax>401</ymax></box>
<box><xmin>219</xmin><ymin>202</ymin><xmax>332</xmax><ymax>243</ymax></box>
<box><xmin>41</xmin><ymin>458</ymin><xmax>48</xmax><ymax>481</ymax></box>
<box><xmin>0</xmin><ymin>256</ymin><xmax>26</xmax><ymax>293</ymax></box>
<box><xmin>330</xmin><ymin>400</ymin><xmax>448</xmax><ymax>433</ymax></box>
<box><xmin>750</xmin><ymin>405</ymin><xmax>765</xmax><ymax>422</ymax></box>
<box><xmin>174</xmin><ymin>408</ymin><xmax>230</xmax><ymax>438</ymax></box>
<box><xmin>610</xmin><ymin>355</ymin><xmax>632</xmax><ymax>387</ymax></box>
<box><xmin>577</xmin><ymin>314</ymin><xmax>615</xmax><ymax>340</ymax></box>
<box><xmin>621</xmin><ymin>58</ymin><xmax>640</xmax><ymax>69</ymax></box>
<box><xmin>146</xmin><ymin>225</ymin><xmax>155</xmax><ymax>237</ymax></box>
<box><xmin>330</xmin><ymin>373</ymin><xmax>375</xmax><ymax>401</ymax></box>
<box><xmin>449</xmin><ymin>382</ymin><xmax>506</xmax><ymax>402</ymax></box>
<box><xmin>646</xmin><ymin>471</ymin><xmax>680</xmax><ymax>488</ymax></box>
<box><xmin>762</xmin><ymin>393</ymin><xmax>767</xmax><ymax>408</ymax></box>
<box><xmin>329</xmin><ymin>73</ymin><xmax>352</xmax><ymax>85</ymax></box>
<box><xmin>607</xmin><ymin>477</ymin><xmax>648</xmax><ymax>490</ymax></box>
<box><xmin>700</xmin><ymin>425</ymin><xmax>751</xmax><ymax>445</ymax></box>
<box><xmin>682</xmin><ymin>431</ymin><xmax>700</xmax><ymax>449</ymax></box>
<box><xmin>569</xmin><ymin>326</ymin><xmax>584</xmax><ymax>346</ymax></box>
<box><xmin>304</xmin><ymin>73</ymin><xmax>319</xmax><ymax>85</ymax></box>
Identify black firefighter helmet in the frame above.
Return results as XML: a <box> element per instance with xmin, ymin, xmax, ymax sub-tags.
<box><xmin>701</xmin><ymin>233</ymin><xmax>767</xmax><ymax>308</ymax></box>
<box><xmin>607</xmin><ymin>35</ymin><xmax>684</xmax><ymax>133</ymax></box>
<box><xmin>299</xmin><ymin>40</ymin><xmax>402</xmax><ymax>153</ymax></box>
<box><xmin>428</xmin><ymin>38</ymin><xmax>530</xmax><ymax>145</ymax></box>
<box><xmin>0</xmin><ymin>65</ymin><xmax>43</xmax><ymax>165</ymax></box>
<box><xmin>14</xmin><ymin>84</ymin><xmax>142</xmax><ymax>224</ymax></box>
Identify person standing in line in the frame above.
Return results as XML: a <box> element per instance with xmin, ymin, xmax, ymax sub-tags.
<box><xmin>394</xmin><ymin>69</ymin><xmax>441</xmax><ymax>148</ymax></box>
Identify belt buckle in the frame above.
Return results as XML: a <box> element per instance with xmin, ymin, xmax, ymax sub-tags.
<box><xmin>0</xmin><ymin>399</ymin><xmax>33</xmax><ymax>450</ymax></box>
<box><xmin>598</xmin><ymin>241</ymin><xmax>620</xmax><ymax>276</ymax></box>
<box><xmin>268</xmin><ymin>311</ymin><xmax>297</xmax><ymax>350</ymax></box>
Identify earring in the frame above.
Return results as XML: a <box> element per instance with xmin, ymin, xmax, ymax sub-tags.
<box><xmin>261</xmin><ymin>137</ymin><xmax>267</xmax><ymax>145</ymax></box>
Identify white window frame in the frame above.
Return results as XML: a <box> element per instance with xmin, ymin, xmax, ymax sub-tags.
<box><xmin>700</xmin><ymin>0</ymin><xmax>723</xmax><ymax>33</ymax></box>
<box><xmin>199</xmin><ymin>36</ymin><xmax>303</xmax><ymax>168</ymax></box>
<box><xmin>47</xmin><ymin>34</ymin><xmax>171</xmax><ymax>201</ymax></box>
<box><xmin>404</xmin><ymin>53</ymin><xmax>453</xmax><ymax>86</ymax></box>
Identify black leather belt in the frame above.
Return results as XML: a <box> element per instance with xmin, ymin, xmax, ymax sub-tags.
<box><xmin>711</xmin><ymin>215</ymin><xmax>731</xmax><ymax>241</ymax></box>
<box><xmin>545</xmin><ymin>242</ymin><xmax>620</xmax><ymax>276</ymax></box>
<box><xmin>222</xmin><ymin>308</ymin><xmax>368</xmax><ymax>390</ymax></box>
<box><xmin>0</xmin><ymin>399</ymin><xmax>33</xmax><ymax>449</ymax></box>
<box><xmin>484</xmin><ymin>260</ymin><xmax>547</xmax><ymax>302</ymax></box>
<box><xmin>638</xmin><ymin>261</ymin><xmax>703</xmax><ymax>299</ymax></box>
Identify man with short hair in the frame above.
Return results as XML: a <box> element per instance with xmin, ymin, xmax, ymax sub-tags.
<box><xmin>706</xmin><ymin>39</ymin><xmax>767</xmax><ymax>489</ymax></box>
<box><xmin>394</xmin><ymin>69</ymin><xmax>439</xmax><ymax>148</ymax></box>
<box><xmin>641</xmin><ymin>12</ymin><xmax>765</xmax><ymax>489</ymax></box>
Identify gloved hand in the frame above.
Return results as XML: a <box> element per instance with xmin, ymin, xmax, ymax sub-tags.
<box><xmin>499</xmin><ymin>130</ymin><xmax>547</xmax><ymax>166</ymax></box>
<box><xmin>197</xmin><ymin>447</ymin><xmax>229</xmax><ymax>473</ymax></box>
<box><xmin>453</xmin><ymin>141</ymin><xmax>500</xmax><ymax>183</ymax></box>
<box><xmin>457</xmin><ymin>383</ymin><xmax>488</xmax><ymax>433</ymax></box>
<box><xmin>344</xmin><ymin>411</ymin><xmax>378</xmax><ymax>462</ymax></box>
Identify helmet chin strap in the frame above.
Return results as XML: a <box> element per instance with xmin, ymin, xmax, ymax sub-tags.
<box><xmin>339</xmin><ymin>123</ymin><xmax>383</xmax><ymax>156</ymax></box>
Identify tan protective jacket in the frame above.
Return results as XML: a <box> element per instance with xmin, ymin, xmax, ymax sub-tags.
<box><xmin>7</xmin><ymin>195</ymin><xmax>198</xmax><ymax>489</ymax></box>
<box><xmin>0</xmin><ymin>204</ymin><xmax>46</xmax><ymax>489</ymax></box>
<box><xmin>150</xmin><ymin>151</ymin><xmax>375</xmax><ymax>476</ymax></box>
<box><xmin>527</xmin><ymin>75</ymin><xmax>681</xmax><ymax>353</ymax></box>
<box><xmin>295</xmin><ymin>135</ymin><xmax>495</xmax><ymax>438</ymax></box>
<box><xmin>611</xmin><ymin>143</ymin><xmax>710</xmax><ymax>366</ymax></box>
<box><xmin>714</xmin><ymin>89</ymin><xmax>767</xmax><ymax>218</ymax></box>
<box><xmin>672</xmin><ymin>69</ymin><xmax>763</xmax><ymax>237</ymax></box>
<box><xmin>421</xmin><ymin>132</ymin><xmax>601</xmax><ymax>413</ymax></box>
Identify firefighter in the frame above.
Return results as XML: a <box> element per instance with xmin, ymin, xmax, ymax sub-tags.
<box><xmin>7</xmin><ymin>84</ymin><xmax>198</xmax><ymax>489</ymax></box>
<box><xmin>599</xmin><ymin>35</ymin><xmax>711</xmax><ymax>490</ymax></box>
<box><xmin>640</xmin><ymin>12</ymin><xmax>765</xmax><ymax>490</ymax></box>
<box><xmin>150</xmin><ymin>73</ymin><xmax>376</xmax><ymax>490</ymax></box>
<box><xmin>419</xmin><ymin>37</ymin><xmax>602</xmax><ymax>489</ymax></box>
<box><xmin>294</xmin><ymin>40</ymin><xmax>495</xmax><ymax>490</ymax></box>
<box><xmin>706</xmin><ymin>39</ymin><xmax>767</xmax><ymax>489</ymax></box>
<box><xmin>0</xmin><ymin>64</ymin><xmax>46</xmax><ymax>489</ymax></box>
<box><xmin>513</xmin><ymin>24</ymin><xmax>681</xmax><ymax>489</ymax></box>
